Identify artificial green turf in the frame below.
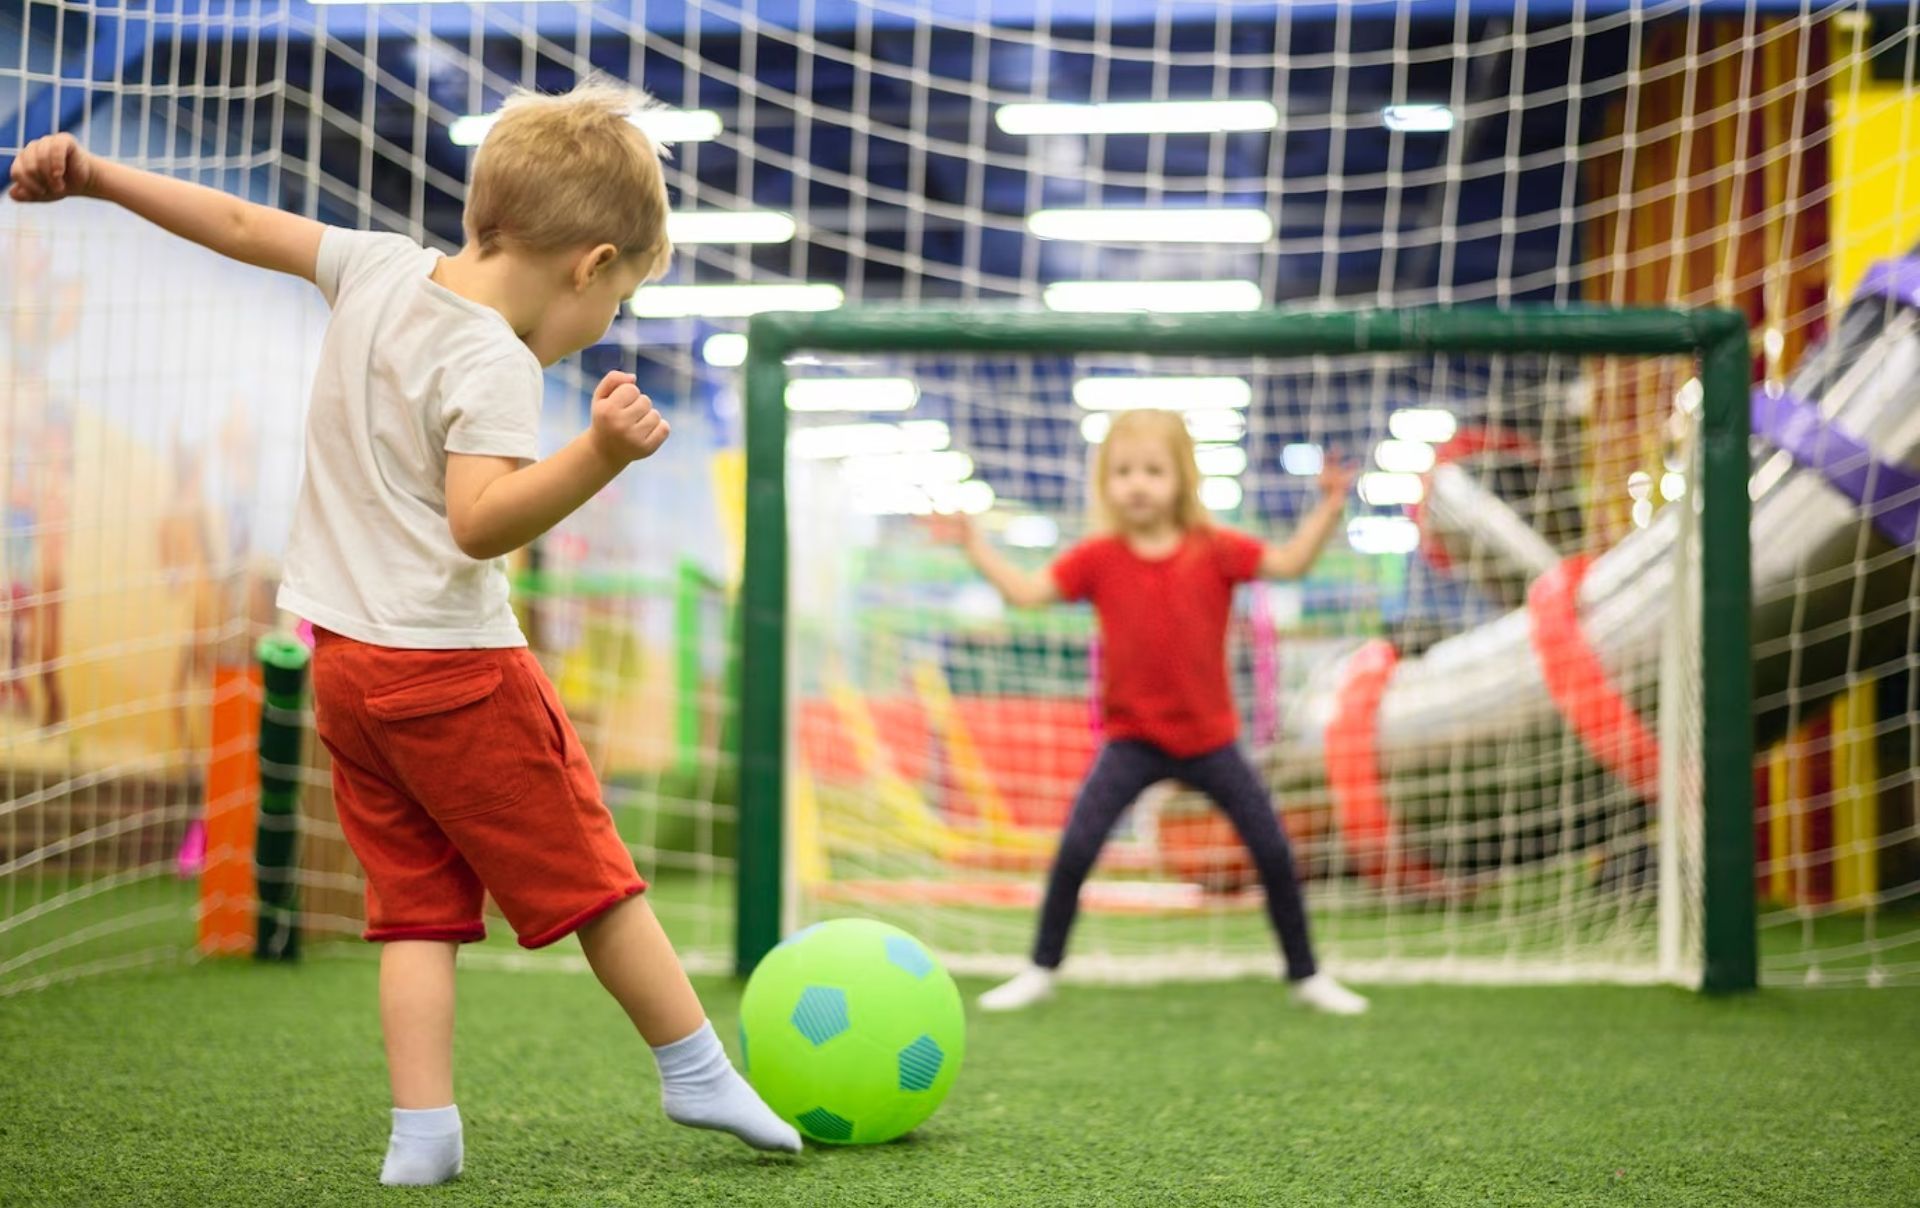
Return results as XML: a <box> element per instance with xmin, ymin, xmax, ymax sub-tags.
<box><xmin>13</xmin><ymin>869</ymin><xmax>1918</xmax><ymax>996</ymax></box>
<box><xmin>0</xmin><ymin>958</ymin><xmax>1914</xmax><ymax>1207</ymax></box>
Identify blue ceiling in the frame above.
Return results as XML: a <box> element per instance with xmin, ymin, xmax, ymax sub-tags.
<box><xmin>3</xmin><ymin>0</ymin><xmax>1878</xmax><ymax>522</ymax></box>
<box><xmin>9</xmin><ymin>1</ymin><xmax>1882</xmax><ymax>310</ymax></box>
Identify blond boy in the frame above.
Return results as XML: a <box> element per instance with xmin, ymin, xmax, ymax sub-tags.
<box><xmin>9</xmin><ymin>81</ymin><xmax>802</xmax><ymax>1184</ymax></box>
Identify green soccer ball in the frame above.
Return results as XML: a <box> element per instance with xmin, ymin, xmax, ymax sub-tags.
<box><xmin>738</xmin><ymin>918</ymin><xmax>965</xmax><ymax>1145</ymax></box>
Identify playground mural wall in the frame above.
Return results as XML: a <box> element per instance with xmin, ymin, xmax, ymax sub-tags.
<box><xmin>1</xmin><ymin>204</ymin><xmax>734</xmax><ymax>787</ymax></box>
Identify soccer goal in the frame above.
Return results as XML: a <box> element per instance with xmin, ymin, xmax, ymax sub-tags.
<box><xmin>737</xmin><ymin>305</ymin><xmax>1756</xmax><ymax>992</ymax></box>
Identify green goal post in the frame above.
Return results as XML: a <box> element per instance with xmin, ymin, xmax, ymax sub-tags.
<box><xmin>737</xmin><ymin>306</ymin><xmax>1755</xmax><ymax>994</ymax></box>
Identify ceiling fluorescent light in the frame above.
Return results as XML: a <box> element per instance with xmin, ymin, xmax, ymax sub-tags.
<box><xmin>1387</xmin><ymin>408</ymin><xmax>1459</xmax><ymax>443</ymax></box>
<box><xmin>1373</xmin><ymin>440</ymin><xmax>1437</xmax><ymax>474</ymax></box>
<box><xmin>1072</xmin><ymin>376</ymin><xmax>1253</xmax><ymax>412</ymax></box>
<box><xmin>701</xmin><ymin>333</ymin><xmax>748</xmax><ymax>367</ymax></box>
<box><xmin>668</xmin><ymin>211</ymin><xmax>797</xmax><ymax>245</ymax></box>
<box><xmin>996</xmin><ymin>100</ymin><xmax>1281</xmax><ymax>136</ymax></box>
<box><xmin>1028</xmin><ymin>208</ymin><xmax>1273</xmax><ymax>244</ymax></box>
<box><xmin>785</xmin><ymin>377</ymin><xmax>920</xmax><ymax>412</ymax></box>
<box><xmin>1195</xmin><ymin>445</ymin><xmax>1249</xmax><ymax>477</ymax></box>
<box><xmin>850</xmin><ymin>483</ymin><xmax>932</xmax><ymax>517</ymax></box>
<box><xmin>1381</xmin><ymin>104</ymin><xmax>1456</xmax><ymax>133</ymax></box>
<box><xmin>1184</xmin><ymin>409</ymin><xmax>1247</xmax><ymax>444</ymax></box>
<box><xmin>451</xmin><ymin>107</ymin><xmax>722</xmax><ymax>147</ymax></box>
<box><xmin>790</xmin><ymin>420</ymin><xmax>950</xmax><ymax>460</ymax></box>
<box><xmin>839</xmin><ymin>450</ymin><xmax>975</xmax><ymax>484</ymax></box>
<box><xmin>630</xmin><ymin>283</ymin><xmax>844</xmax><ymax>318</ymax></box>
<box><xmin>1358</xmin><ymin>472</ymin><xmax>1426</xmax><ymax>506</ymax></box>
<box><xmin>931</xmin><ymin>480</ymin><xmax>997</xmax><ymax>515</ymax></box>
<box><xmin>1281</xmin><ymin>443</ymin><xmax>1325</xmax><ymax>476</ymax></box>
<box><xmin>1200</xmin><ymin>478</ymin><xmax>1244</xmax><ymax>511</ymax></box>
<box><xmin>1346</xmin><ymin>516</ymin><xmax>1421</xmax><ymax>555</ymax></box>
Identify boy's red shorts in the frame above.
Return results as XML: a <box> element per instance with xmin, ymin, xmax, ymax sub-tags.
<box><xmin>310</xmin><ymin>629</ymin><xmax>645</xmax><ymax>948</ymax></box>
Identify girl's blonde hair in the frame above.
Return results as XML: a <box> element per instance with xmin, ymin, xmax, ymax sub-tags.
<box><xmin>464</xmin><ymin>78</ymin><xmax>674</xmax><ymax>279</ymax></box>
<box><xmin>1090</xmin><ymin>408</ymin><xmax>1210</xmax><ymax>533</ymax></box>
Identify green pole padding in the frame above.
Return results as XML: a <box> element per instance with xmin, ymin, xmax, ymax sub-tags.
<box><xmin>255</xmin><ymin>633</ymin><xmax>311</xmax><ymax>962</ymax></box>
<box><xmin>1699</xmin><ymin>322</ymin><xmax>1759</xmax><ymax>994</ymax></box>
<box><xmin>745</xmin><ymin>305</ymin><xmax>1744</xmax><ymax>360</ymax></box>
<box><xmin>738</xmin><ymin>324</ymin><xmax>791</xmax><ymax>977</ymax></box>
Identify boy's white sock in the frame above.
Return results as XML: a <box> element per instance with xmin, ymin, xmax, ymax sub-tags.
<box><xmin>380</xmin><ymin>1105</ymin><xmax>463</xmax><ymax>1186</ymax></box>
<box><xmin>652</xmin><ymin>1020</ymin><xmax>802</xmax><ymax>1153</ymax></box>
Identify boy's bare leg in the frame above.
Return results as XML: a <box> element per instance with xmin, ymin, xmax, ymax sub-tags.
<box><xmin>377</xmin><ymin>941</ymin><xmax>464</xmax><ymax>1185</ymax></box>
<box><xmin>576</xmin><ymin>896</ymin><xmax>801</xmax><ymax>1153</ymax></box>
<box><xmin>382</xmin><ymin>940</ymin><xmax>457</xmax><ymax>1105</ymax></box>
<box><xmin>575</xmin><ymin>894</ymin><xmax>704</xmax><ymax>1044</ymax></box>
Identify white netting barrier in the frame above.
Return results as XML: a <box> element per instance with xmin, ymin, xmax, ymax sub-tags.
<box><xmin>1</xmin><ymin>2</ymin><xmax>1914</xmax><ymax>991</ymax></box>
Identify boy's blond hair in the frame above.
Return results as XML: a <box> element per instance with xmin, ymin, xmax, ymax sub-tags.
<box><xmin>1091</xmin><ymin>408</ymin><xmax>1212</xmax><ymax>533</ymax></box>
<box><xmin>465</xmin><ymin>79</ymin><xmax>674</xmax><ymax>278</ymax></box>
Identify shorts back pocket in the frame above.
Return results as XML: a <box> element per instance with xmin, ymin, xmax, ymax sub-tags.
<box><xmin>366</xmin><ymin>662</ymin><xmax>529</xmax><ymax>819</ymax></box>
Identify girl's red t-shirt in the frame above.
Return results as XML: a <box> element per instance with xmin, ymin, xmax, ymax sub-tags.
<box><xmin>1050</xmin><ymin>525</ymin><xmax>1266</xmax><ymax>758</ymax></box>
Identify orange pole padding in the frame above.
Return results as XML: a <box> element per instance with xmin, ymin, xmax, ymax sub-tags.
<box><xmin>1525</xmin><ymin>556</ymin><xmax>1662</xmax><ymax>801</ymax></box>
<box><xmin>1323</xmin><ymin>639</ymin><xmax>1444</xmax><ymax>896</ymax></box>
<box><xmin>199</xmin><ymin>663</ymin><xmax>262</xmax><ymax>955</ymax></box>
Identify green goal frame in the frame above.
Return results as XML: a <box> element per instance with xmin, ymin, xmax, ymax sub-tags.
<box><xmin>738</xmin><ymin>306</ymin><xmax>1756</xmax><ymax>993</ymax></box>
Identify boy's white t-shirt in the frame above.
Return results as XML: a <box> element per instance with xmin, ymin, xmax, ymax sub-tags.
<box><xmin>277</xmin><ymin>228</ymin><xmax>545</xmax><ymax>649</ymax></box>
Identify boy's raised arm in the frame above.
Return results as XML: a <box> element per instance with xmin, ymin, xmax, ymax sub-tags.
<box><xmin>9</xmin><ymin>133</ymin><xmax>327</xmax><ymax>283</ymax></box>
<box><xmin>445</xmin><ymin>372</ymin><xmax>671</xmax><ymax>562</ymax></box>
